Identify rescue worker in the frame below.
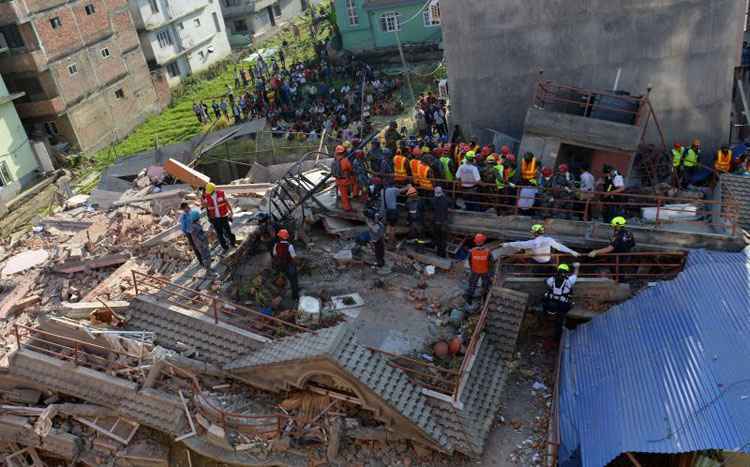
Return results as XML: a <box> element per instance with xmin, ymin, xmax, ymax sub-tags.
<box><xmin>393</xmin><ymin>147</ymin><xmax>409</xmax><ymax>186</ymax></box>
<box><xmin>542</xmin><ymin>263</ymin><xmax>580</xmax><ymax>341</ymax></box>
<box><xmin>438</xmin><ymin>147</ymin><xmax>456</xmax><ymax>186</ymax></box>
<box><xmin>602</xmin><ymin>165</ymin><xmax>625</xmax><ymax>223</ymax></box>
<box><xmin>201</xmin><ymin>182</ymin><xmax>236</xmax><ymax>254</ymax></box>
<box><xmin>683</xmin><ymin>139</ymin><xmax>701</xmax><ymax>186</ymax></box>
<box><xmin>714</xmin><ymin>145</ymin><xmax>733</xmax><ymax>174</ymax></box>
<box><xmin>588</xmin><ymin>216</ymin><xmax>636</xmax><ymax>281</ymax></box>
<box><xmin>502</xmin><ymin>224</ymin><xmax>580</xmax><ymax>275</ymax></box>
<box><xmin>405</xmin><ymin>185</ymin><xmax>421</xmax><ymax>239</ymax></box>
<box><xmin>538</xmin><ymin>166</ymin><xmax>555</xmax><ymax>218</ymax></box>
<box><xmin>672</xmin><ymin>143</ymin><xmax>685</xmax><ymax>186</ymax></box>
<box><xmin>464</xmin><ymin>233</ymin><xmax>494</xmax><ymax>307</ymax></box>
<box><xmin>520</xmin><ymin>152</ymin><xmax>540</xmax><ymax>186</ymax></box>
<box><xmin>352</xmin><ymin>150</ymin><xmax>370</xmax><ymax>203</ymax></box>
<box><xmin>409</xmin><ymin>147</ymin><xmax>422</xmax><ymax>185</ymax></box>
<box><xmin>331</xmin><ymin>145</ymin><xmax>353</xmax><ymax>211</ymax></box>
<box><xmin>381</xmin><ymin>182</ymin><xmax>401</xmax><ymax>243</ymax></box>
<box><xmin>552</xmin><ymin>164</ymin><xmax>576</xmax><ymax>218</ymax></box>
<box><xmin>272</xmin><ymin>229</ymin><xmax>299</xmax><ymax>302</ymax></box>
<box><xmin>432</xmin><ymin>186</ymin><xmax>452</xmax><ymax>258</ymax></box>
<box><xmin>491</xmin><ymin>154</ymin><xmax>508</xmax><ymax>214</ymax></box>
<box><xmin>455</xmin><ymin>151</ymin><xmax>481</xmax><ymax>211</ymax></box>
<box><xmin>502</xmin><ymin>153</ymin><xmax>517</xmax><ymax>209</ymax></box>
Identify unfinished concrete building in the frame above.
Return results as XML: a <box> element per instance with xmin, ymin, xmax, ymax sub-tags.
<box><xmin>440</xmin><ymin>0</ymin><xmax>745</xmax><ymax>153</ymax></box>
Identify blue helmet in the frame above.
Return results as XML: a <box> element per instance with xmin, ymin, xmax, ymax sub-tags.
<box><xmin>190</xmin><ymin>208</ymin><xmax>201</xmax><ymax>223</ymax></box>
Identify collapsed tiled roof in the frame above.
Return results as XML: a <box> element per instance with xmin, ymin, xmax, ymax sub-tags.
<box><xmin>721</xmin><ymin>173</ymin><xmax>750</xmax><ymax>232</ymax></box>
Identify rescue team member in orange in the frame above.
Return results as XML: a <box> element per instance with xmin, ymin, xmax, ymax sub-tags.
<box><xmin>464</xmin><ymin>233</ymin><xmax>494</xmax><ymax>306</ymax></box>
<box><xmin>393</xmin><ymin>148</ymin><xmax>409</xmax><ymax>185</ymax></box>
<box><xmin>201</xmin><ymin>182</ymin><xmax>236</xmax><ymax>254</ymax></box>
<box><xmin>272</xmin><ymin>229</ymin><xmax>299</xmax><ymax>302</ymax></box>
<box><xmin>331</xmin><ymin>145</ymin><xmax>353</xmax><ymax>211</ymax></box>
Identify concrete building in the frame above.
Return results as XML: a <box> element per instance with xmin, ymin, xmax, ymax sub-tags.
<box><xmin>128</xmin><ymin>0</ymin><xmax>232</xmax><ymax>87</ymax></box>
<box><xmin>0</xmin><ymin>68</ymin><xmax>38</xmax><ymax>197</ymax></box>
<box><xmin>335</xmin><ymin>0</ymin><xmax>441</xmax><ymax>52</ymax></box>
<box><xmin>441</xmin><ymin>0</ymin><xmax>745</xmax><ymax>153</ymax></box>
<box><xmin>0</xmin><ymin>0</ymin><xmax>163</xmax><ymax>153</ymax></box>
<box><xmin>221</xmin><ymin>0</ymin><xmax>319</xmax><ymax>49</ymax></box>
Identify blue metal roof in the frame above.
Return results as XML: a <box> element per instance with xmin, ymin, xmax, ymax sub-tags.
<box><xmin>559</xmin><ymin>248</ymin><xmax>750</xmax><ymax>467</ymax></box>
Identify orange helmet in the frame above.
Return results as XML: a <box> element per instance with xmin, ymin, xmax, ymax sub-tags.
<box><xmin>335</xmin><ymin>145</ymin><xmax>346</xmax><ymax>155</ymax></box>
<box><xmin>277</xmin><ymin>229</ymin><xmax>290</xmax><ymax>240</ymax></box>
<box><xmin>406</xmin><ymin>186</ymin><xmax>418</xmax><ymax>197</ymax></box>
<box><xmin>474</xmin><ymin>233</ymin><xmax>487</xmax><ymax>245</ymax></box>
<box><xmin>480</xmin><ymin>146</ymin><xmax>491</xmax><ymax>157</ymax></box>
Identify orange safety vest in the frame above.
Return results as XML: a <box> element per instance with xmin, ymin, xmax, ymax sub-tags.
<box><xmin>714</xmin><ymin>150</ymin><xmax>732</xmax><ymax>173</ymax></box>
<box><xmin>409</xmin><ymin>159</ymin><xmax>421</xmax><ymax>182</ymax></box>
<box><xmin>470</xmin><ymin>247</ymin><xmax>490</xmax><ymax>274</ymax></box>
<box><xmin>416</xmin><ymin>162</ymin><xmax>433</xmax><ymax>190</ymax></box>
<box><xmin>394</xmin><ymin>155</ymin><xmax>408</xmax><ymax>182</ymax></box>
<box><xmin>521</xmin><ymin>159</ymin><xmax>538</xmax><ymax>181</ymax></box>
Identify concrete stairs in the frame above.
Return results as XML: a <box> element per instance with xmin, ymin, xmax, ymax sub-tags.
<box><xmin>7</xmin><ymin>349</ymin><xmax>186</xmax><ymax>435</ymax></box>
<box><xmin>126</xmin><ymin>295</ymin><xmax>267</xmax><ymax>367</ymax></box>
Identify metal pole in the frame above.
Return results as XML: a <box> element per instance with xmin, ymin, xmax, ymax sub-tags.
<box><xmin>394</xmin><ymin>28</ymin><xmax>416</xmax><ymax>106</ymax></box>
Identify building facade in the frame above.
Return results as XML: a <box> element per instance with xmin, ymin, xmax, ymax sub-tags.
<box><xmin>0</xmin><ymin>69</ymin><xmax>38</xmax><ymax>197</ymax></box>
<box><xmin>441</xmin><ymin>0</ymin><xmax>745</xmax><ymax>153</ymax></box>
<box><xmin>128</xmin><ymin>0</ymin><xmax>232</xmax><ymax>87</ymax></box>
<box><xmin>221</xmin><ymin>0</ymin><xmax>318</xmax><ymax>49</ymax></box>
<box><xmin>0</xmin><ymin>0</ymin><xmax>163</xmax><ymax>153</ymax></box>
<box><xmin>335</xmin><ymin>0</ymin><xmax>441</xmax><ymax>52</ymax></box>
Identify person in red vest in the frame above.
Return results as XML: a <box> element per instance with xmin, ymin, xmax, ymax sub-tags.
<box><xmin>201</xmin><ymin>182</ymin><xmax>236</xmax><ymax>254</ymax></box>
<box><xmin>331</xmin><ymin>145</ymin><xmax>353</xmax><ymax>211</ymax></box>
<box><xmin>272</xmin><ymin>229</ymin><xmax>299</xmax><ymax>302</ymax></box>
<box><xmin>464</xmin><ymin>233</ymin><xmax>494</xmax><ymax>307</ymax></box>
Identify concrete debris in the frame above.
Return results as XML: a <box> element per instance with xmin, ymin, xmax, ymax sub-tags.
<box><xmin>1</xmin><ymin>250</ymin><xmax>49</xmax><ymax>277</ymax></box>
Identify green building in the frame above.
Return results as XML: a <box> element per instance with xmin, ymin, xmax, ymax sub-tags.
<box><xmin>335</xmin><ymin>0</ymin><xmax>442</xmax><ymax>52</ymax></box>
<box><xmin>0</xmin><ymin>66</ymin><xmax>38</xmax><ymax>197</ymax></box>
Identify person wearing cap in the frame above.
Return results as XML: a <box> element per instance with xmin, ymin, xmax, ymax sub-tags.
<box><xmin>542</xmin><ymin>262</ymin><xmax>580</xmax><ymax>341</ymax></box>
<box><xmin>331</xmin><ymin>145</ymin><xmax>353</xmax><ymax>211</ymax></box>
<box><xmin>405</xmin><ymin>185</ymin><xmax>421</xmax><ymax>239</ymax></box>
<box><xmin>602</xmin><ymin>165</ymin><xmax>625</xmax><ymax>223</ymax></box>
<box><xmin>392</xmin><ymin>147</ymin><xmax>409</xmax><ymax>186</ymax></box>
<box><xmin>503</xmin><ymin>224</ymin><xmax>579</xmax><ymax>272</ymax></box>
<box><xmin>432</xmin><ymin>186</ymin><xmax>452</xmax><ymax>258</ymax></box>
<box><xmin>455</xmin><ymin>151</ymin><xmax>481</xmax><ymax>211</ymax></box>
<box><xmin>500</xmin><ymin>153</ymin><xmax>517</xmax><ymax>210</ymax></box>
<box><xmin>180</xmin><ymin>202</ymin><xmax>209</xmax><ymax>268</ymax></box>
<box><xmin>520</xmin><ymin>152</ymin><xmax>540</xmax><ymax>186</ymax></box>
<box><xmin>201</xmin><ymin>182</ymin><xmax>236</xmax><ymax>254</ymax></box>
<box><xmin>464</xmin><ymin>233</ymin><xmax>494</xmax><ymax>306</ymax></box>
<box><xmin>272</xmin><ymin>229</ymin><xmax>299</xmax><ymax>301</ymax></box>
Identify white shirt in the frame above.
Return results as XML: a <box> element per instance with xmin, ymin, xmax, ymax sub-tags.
<box><xmin>612</xmin><ymin>173</ymin><xmax>625</xmax><ymax>189</ymax></box>
<box><xmin>455</xmin><ymin>163</ymin><xmax>480</xmax><ymax>187</ymax></box>
<box><xmin>580</xmin><ymin>171</ymin><xmax>594</xmax><ymax>192</ymax></box>
<box><xmin>504</xmin><ymin>236</ymin><xmax>578</xmax><ymax>263</ymax></box>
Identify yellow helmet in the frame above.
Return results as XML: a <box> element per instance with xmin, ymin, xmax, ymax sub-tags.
<box><xmin>558</xmin><ymin>263</ymin><xmax>570</xmax><ymax>272</ymax></box>
<box><xmin>611</xmin><ymin>216</ymin><xmax>627</xmax><ymax>227</ymax></box>
<box><xmin>465</xmin><ymin>151</ymin><xmax>476</xmax><ymax>159</ymax></box>
<box><xmin>205</xmin><ymin>182</ymin><xmax>216</xmax><ymax>194</ymax></box>
<box><xmin>531</xmin><ymin>224</ymin><xmax>544</xmax><ymax>234</ymax></box>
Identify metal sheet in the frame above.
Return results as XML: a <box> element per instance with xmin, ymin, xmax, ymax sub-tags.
<box><xmin>559</xmin><ymin>248</ymin><xmax>750</xmax><ymax>467</ymax></box>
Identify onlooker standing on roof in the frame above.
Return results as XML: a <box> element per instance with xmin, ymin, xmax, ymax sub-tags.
<box><xmin>201</xmin><ymin>182</ymin><xmax>237</xmax><ymax>254</ymax></box>
<box><xmin>273</xmin><ymin>229</ymin><xmax>299</xmax><ymax>302</ymax></box>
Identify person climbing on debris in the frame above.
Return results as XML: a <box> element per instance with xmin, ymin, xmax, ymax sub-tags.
<box><xmin>183</xmin><ymin>204</ymin><xmax>213</xmax><ymax>271</ymax></box>
<box><xmin>272</xmin><ymin>229</ymin><xmax>299</xmax><ymax>302</ymax></box>
<box><xmin>201</xmin><ymin>182</ymin><xmax>237</xmax><ymax>255</ymax></box>
<box><xmin>432</xmin><ymin>186</ymin><xmax>452</xmax><ymax>258</ymax></box>
<box><xmin>542</xmin><ymin>262</ymin><xmax>580</xmax><ymax>341</ymax></box>
<box><xmin>502</xmin><ymin>224</ymin><xmax>580</xmax><ymax>274</ymax></box>
<box><xmin>332</xmin><ymin>145</ymin><xmax>353</xmax><ymax>212</ymax></box>
<box><xmin>465</xmin><ymin>233</ymin><xmax>494</xmax><ymax>308</ymax></box>
<box><xmin>364</xmin><ymin>207</ymin><xmax>386</xmax><ymax>270</ymax></box>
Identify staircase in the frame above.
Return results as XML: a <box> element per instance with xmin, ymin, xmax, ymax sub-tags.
<box><xmin>266</xmin><ymin>151</ymin><xmax>333</xmax><ymax>222</ymax></box>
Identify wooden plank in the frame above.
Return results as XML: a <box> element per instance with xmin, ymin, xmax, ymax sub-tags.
<box><xmin>75</xmin><ymin>416</ymin><xmax>138</xmax><ymax>445</ymax></box>
<box><xmin>164</xmin><ymin>159</ymin><xmax>210</xmax><ymax>188</ymax></box>
<box><xmin>53</xmin><ymin>253</ymin><xmax>130</xmax><ymax>274</ymax></box>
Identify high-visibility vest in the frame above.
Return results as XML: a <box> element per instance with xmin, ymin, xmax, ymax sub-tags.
<box><xmin>672</xmin><ymin>148</ymin><xmax>684</xmax><ymax>167</ymax></box>
<box><xmin>470</xmin><ymin>247</ymin><xmax>490</xmax><ymax>274</ymax></box>
<box><xmin>440</xmin><ymin>156</ymin><xmax>454</xmax><ymax>181</ymax></box>
<box><xmin>683</xmin><ymin>149</ymin><xmax>699</xmax><ymax>168</ymax></box>
<box><xmin>495</xmin><ymin>164</ymin><xmax>506</xmax><ymax>189</ymax></box>
<box><xmin>203</xmin><ymin>191</ymin><xmax>231</xmax><ymax>218</ymax></box>
<box><xmin>521</xmin><ymin>159</ymin><xmax>538</xmax><ymax>181</ymax></box>
<box><xmin>394</xmin><ymin>155</ymin><xmax>408</xmax><ymax>182</ymax></box>
<box><xmin>416</xmin><ymin>162</ymin><xmax>433</xmax><ymax>190</ymax></box>
<box><xmin>714</xmin><ymin>150</ymin><xmax>732</xmax><ymax>172</ymax></box>
<box><xmin>505</xmin><ymin>166</ymin><xmax>516</xmax><ymax>182</ymax></box>
<box><xmin>409</xmin><ymin>159</ymin><xmax>421</xmax><ymax>181</ymax></box>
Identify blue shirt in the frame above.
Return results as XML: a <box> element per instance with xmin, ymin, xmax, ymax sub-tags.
<box><xmin>179</xmin><ymin>211</ymin><xmax>192</xmax><ymax>234</ymax></box>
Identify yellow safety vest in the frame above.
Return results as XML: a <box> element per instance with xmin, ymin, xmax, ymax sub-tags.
<box><xmin>714</xmin><ymin>150</ymin><xmax>732</xmax><ymax>172</ymax></box>
<box><xmin>683</xmin><ymin>149</ymin><xmax>699</xmax><ymax>168</ymax></box>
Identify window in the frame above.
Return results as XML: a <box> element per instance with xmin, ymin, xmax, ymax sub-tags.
<box><xmin>114</xmin><ymin>89</ymin><xmax>124</xmax><ymax>99</ymax></box>
<box><xmin>233</xmin><ymin>19</ymin><xmax>248</xmax><ymax>32</ymax></box>
<box><xmin>67</xmin><ymin>63</ymin><xmax>77</xmax><ymax>75</ymax></box>
<box><xmin>100</xmin><ymin>47</ymin><xmax>110</xmax><ymax>58</ymax></box>
<box><xmin>380</xmin><ymin>12</ymin><xmax>400</xmax><ymax>32</ymax></box>
<box><xmin>0</xmin><ymin>25</ymin><xmax>26</xmax><ymax>49</ymax></box>
<box><xmin>423</xmin><ymin>0</ymin><xmax>440</xmax><ymax>26</ymax></box>
<box><xmin>43</xmin><ymin>121</ymin><xmax>59</xmax><ymax>136</ymax></box>
<box><xmin>224</xmin><ymin>0</ymin><xmax>240</xmax><ymax>6</ymax></box>
<box><xmin>156</xmin><ymin>30</ymin><xmax>172</xmax><ymax>48</ymax></box>
<box><xmin>345</xmin><ymin>0</ymin><xmax>358</xmax><ymax>26</ymax></box>
<box><xmin>193</xmin><ymin>18</ymin><xmax>201</xmax><ymax>27</ymax></box>
<box><xmin>166</xmin><ymin>62</ymin><xmax>180</xmax><ymax>77</ymax></box>
<box><xmin>50</xmin><ymin>17</ymin><xmax>62</xmax><ymax>29</ymax></box>
<box><xmin>149</xmin><ymin>0</ymin><xmax>159</xmax><ymax>14</ymax></box>
<box><xmin>85</xmin><ymin>4</ymin><xmax>95</xmax><ymax>15</ymax></box>
<box><xmin>0</xmin><ymin>161</ymin><xmax>12</xmax><ymax>186</ymax></box>
<box><xmin>273</xmin><ymin>3</ymin><xmax>282</xmax><ymax>17</ymax></box>
<box><xmin>177</xmin><ymin>22</ymin><xmax>184</xmax><ymax>30</ymax></box>
<box><xmin>212</xmin><ymin>12</ymin><xmax>221</xmax><ymax>32</ymax></box>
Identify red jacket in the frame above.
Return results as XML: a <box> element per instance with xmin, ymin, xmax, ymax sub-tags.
<box><xmin>202</xmin><ymin>190</ymin><xmax>231</xmax><ymax>218</ymax></box>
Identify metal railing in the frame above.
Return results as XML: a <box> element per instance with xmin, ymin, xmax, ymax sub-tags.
<box><xmin>131</xmin><ymin>270</ymin><xmax>309</xmax><ymax>340</ymax></box>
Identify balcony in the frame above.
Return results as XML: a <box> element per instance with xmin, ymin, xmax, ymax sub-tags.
<box><xmin>0</xmin><ymin>47</ymin><xmax>48</xmax><ymax>72</ymax></box>
<box><xmin>15</xmin><ymin>96</ymin><xmax>65</xmax><ymax>119</ymax></box>
<box><xmin>141</xmin><ymin>4</ymin><xmax>207</xmax><ymax>31</ymax></box>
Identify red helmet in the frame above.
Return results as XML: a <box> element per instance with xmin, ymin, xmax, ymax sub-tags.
<box><xmin>411</xmin><ymin>147</ymin><xmax>422</xmax><ymax>157</ymax></box>
<box><xmin>505</xmin><ymin>154</ymin><xmax>516</xmax><ymax>163</ymax></box>
<box><xmin>673</xmin><ymin>143</ymin><xmax>682</xmax><ymax>150</ymax></box>
<box><xmin>501</xmin><ymin>145</ymin><xmax>510</xmax><ymax>155</ymax></box>
<box><xmin>474</xmin><ymin>233</ymin><xmax>487</xmax><ymax>245</ymax></box>
<box><xmin>277</xmin><ymin>229</ymin><xmax>290</xmax><ymax>240</ymax></box>
<box><xmin>335</xmin><ymin>145</ymin><xmax>346</xmax><ymax>155</ymax></box>
<box><xmin>558</xmin><ymin>164</ymin><xmax>569</xmax><ymax>173</ymax></box>
<box><xmin>542</xmin><ymin>166</ymin><xmax>553</xmax><ymax>177</ymax></box>
<box><xmin>480</xmin><ymin>146</ymin><xmax>491</xmax><ymax>157</ymax></box>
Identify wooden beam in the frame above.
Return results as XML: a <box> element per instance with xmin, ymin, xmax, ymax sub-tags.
<box><xmin>626</xmin><ymin>452</ymin><xmax>643</xmax><ymax>467</ymax></box>
<box><xmin>164</xmin><ymin>159</ymin><xmax>210</xmax><ymax>188</ymax></box>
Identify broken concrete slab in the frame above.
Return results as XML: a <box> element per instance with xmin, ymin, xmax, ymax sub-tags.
<box><xmin>53</xmin><ymin>254</ymin><xmax>130</xmax><ymax>274</ymax></box>
<box><xmin>1</xmin><ymin>250</ymin><xmax>50</xmax><ymax>276</ymax></box>
<box><xmin>56</xmin><ymin>301</ymin><xmax>130</xmax><ymax>319</ymax></box>
<box><xmin>39</xmin><ymin>218</ymin><xmax>93</xmax><ymax>230</ymax></box>
<box><xmin>64</xmin><ymin>194</ymin><xmax>90</xmax><ymax>210</ymax></box>
<box><xmin>6</xmin><ymin>295</ymin><xmax>40</xmax><ymax>317</ymax></box>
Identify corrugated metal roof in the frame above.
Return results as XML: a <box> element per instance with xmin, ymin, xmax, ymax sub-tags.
<box><xmin>559</xmin><ymin>248</ymin><xmax>750</xmax><ymax>467</ymax></box>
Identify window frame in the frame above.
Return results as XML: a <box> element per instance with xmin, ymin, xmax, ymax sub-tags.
<box><xmin>423</xmin><ymin>0</ymin><xmax>440</xmax><ymax>27</ymax></box>
<box><xmin>149</xmin><ymin>0</ymin><xmax>159</xmax><ymax>14</ymax></box>
<box><xmin>114</xmin><ymin>88</ymin><xmax>125</xmax><ymax>99</ymax></box>
<box><xmin>193</xmin><ymin>17</ymin><xmax>201</xmax><ymax>27</ymax></box>
<box><xmin>50</xmin><ymin>17</ymin><xmax>62</xmax><ymax>29</ymax></box>
<box><xmin>233</xmin><ymin>19</ymin><xmax>248</xmax><ymax>33</ymax></box>
<box><xmin>67</xmin><ymin>63</ymin><xmax>78</xmax><ymax>75</ymax></box>
<box><xmin>100</xmin><ymin>47</ymin><xmax>110</xmax><ymax>58</ymax></box>
<box><xmin>345</xmin><ymin>0</ymin><xmax>358</xmax><ymax>26</ymax></box>
<box><xmin>0</xmin><ymin>161</ymin><xmax>12</xmax><ymax>186</ymax></box>
<box><xmin>156</xmin><ymin>29</ymin><xmax>173</xmax><ymax>48</ymax></box>
<box><xmin>84</xmin><ymin>4</ymin><xmax>96</xmax><ymax>15</ymax></box>
<box><xmin>380</xmin><ymin>12</ymin><xmax>400</xmax><ymax>33</ymax></box>
<box><xmin>166</xmin><ymin>62</ymin><xmax>180</xmax><ymax>77</ymax></box>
